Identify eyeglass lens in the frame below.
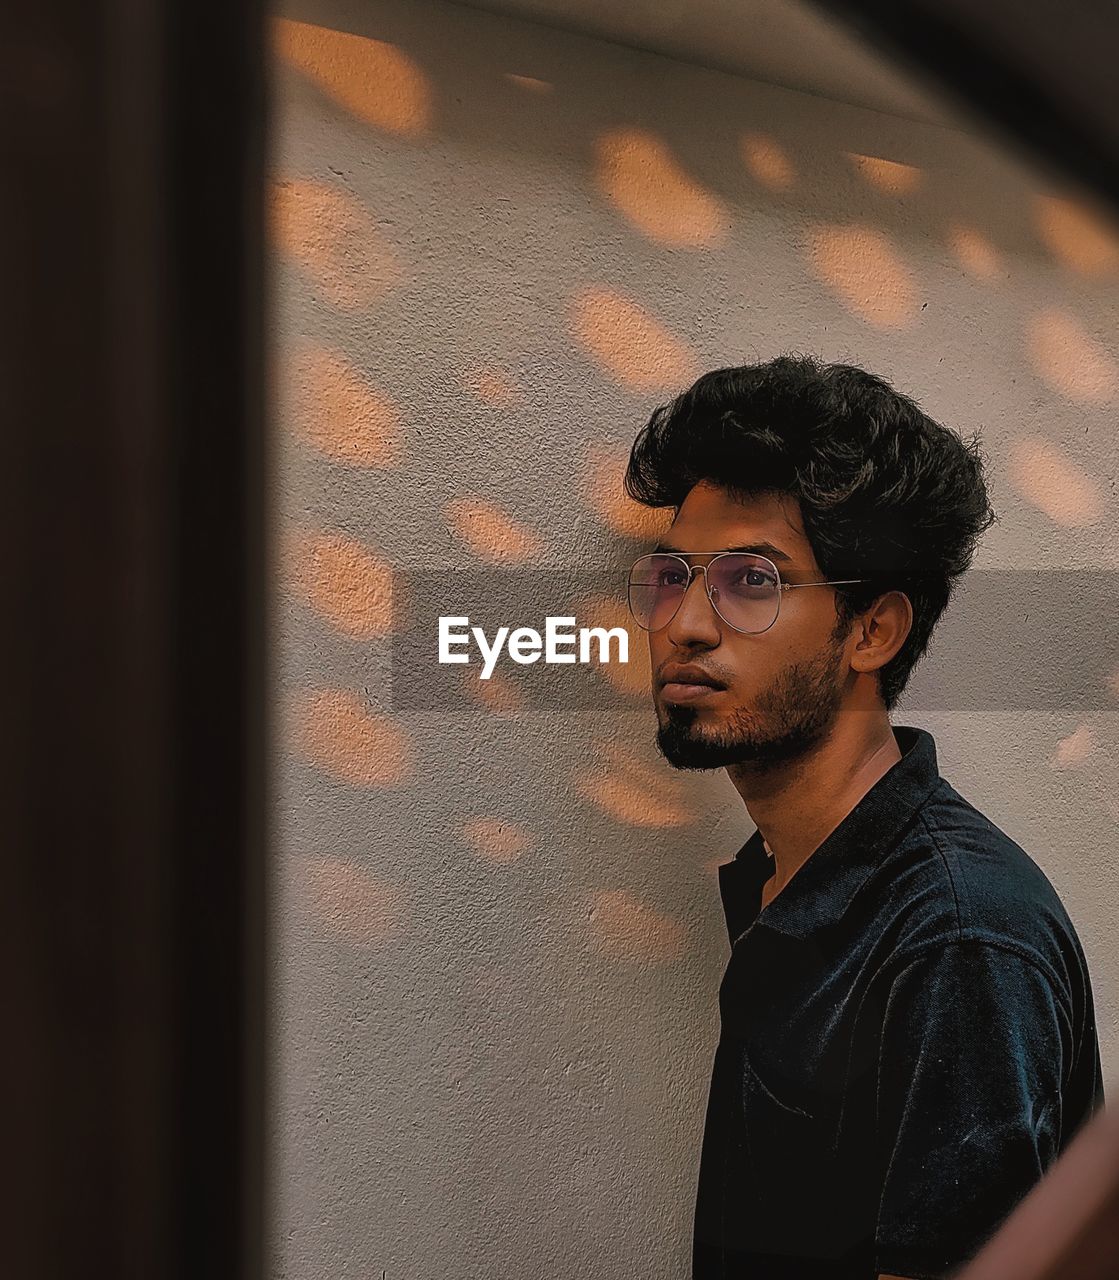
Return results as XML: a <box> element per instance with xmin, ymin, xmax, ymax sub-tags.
<box><xmin>627</xmin><ymin>554</ymin><xmax>781</xmax><ymax>633</ymax></box>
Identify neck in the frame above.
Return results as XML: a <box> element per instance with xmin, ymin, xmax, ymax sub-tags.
<box><xmin>727</xmin><ymin>708</ymin><xmax>902</xmax><ymax>898</ymax></box>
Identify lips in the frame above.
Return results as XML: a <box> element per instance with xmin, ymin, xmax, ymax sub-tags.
<box><xmin>658</xmin><ymin>664</ymin><xmax>726</xmax><ymax>704</ymax></box>
<box><xmin>658</xmin><ymin>663</ymin><xmax>725</xmax><ymax>690</ymax></box>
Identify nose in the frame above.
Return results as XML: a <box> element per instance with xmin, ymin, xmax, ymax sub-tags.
<box><xmin>665</xmin><ymin>565</ymin><xmax>721</xmax><ymax>649</ymax></box>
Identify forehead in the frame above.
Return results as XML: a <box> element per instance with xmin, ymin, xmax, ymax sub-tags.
<box><xmin>666</xmin><ymin>482</ymin><xmax>816</xmax><ymax>566</ymax></box>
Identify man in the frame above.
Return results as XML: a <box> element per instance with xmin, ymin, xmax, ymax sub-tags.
<box><xmin>623</xmin><ymin>356</ymin><xmax>1105</xmax><ymax>1280</ymax></box>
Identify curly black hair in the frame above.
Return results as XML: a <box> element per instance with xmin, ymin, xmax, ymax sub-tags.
<box><xmin>624</xmin><ymin>355</ymin><xmax>997</xmax><ymax>712</ymax></box>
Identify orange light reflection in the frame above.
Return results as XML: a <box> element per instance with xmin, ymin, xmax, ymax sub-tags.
<box><xmin>273</xmin><ymin>18</ymin><xmax>432</xmax><ymax>137</ymax></box>
<box><xmin>587</xmin><ymin>888</ymin><xmax>688</xmax><ymax>963</ymax></box>
<box><xmin>295</xmin><ymin>689</ymin><xmax>413</xmax><ymax>786</ymax></box>
<box><xmin>595</xmin><ymin>127</ymin><xmax>727</xmax><ymax>248</ymax></box>
<box><xmin>572</xmin><ymin>287</ymin><xmax>698</xmax><ymax>393</ymax></box>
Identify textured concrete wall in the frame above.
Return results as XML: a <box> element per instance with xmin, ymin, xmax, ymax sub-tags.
<box><xmin>269</xmin><ymin>2</ymin><xmax>1119</xmax><ymax>1276</ymax></box>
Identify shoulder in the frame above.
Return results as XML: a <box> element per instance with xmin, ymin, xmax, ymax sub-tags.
<box><xmin>867</xmin><ymin>779</ymin><xmax>1090</xmax><ymax>1001</ymax></box>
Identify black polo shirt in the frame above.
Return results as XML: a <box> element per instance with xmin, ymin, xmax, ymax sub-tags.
<box><xmin>693</xmin><ymin>724</ymin><xmax>1105</xmax><ymax>1280</ymax></box>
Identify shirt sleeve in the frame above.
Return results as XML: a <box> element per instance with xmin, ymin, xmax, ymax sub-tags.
<box><xmin>873</xmin><ymin>939</ymin><xmax>1070</xmax><ymax>1280</ymax></box>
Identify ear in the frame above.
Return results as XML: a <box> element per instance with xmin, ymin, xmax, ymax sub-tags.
<box><xmin>849</xmin><ymin>590</ymin><xmax>913</xmax><ymax>676</ymax></box>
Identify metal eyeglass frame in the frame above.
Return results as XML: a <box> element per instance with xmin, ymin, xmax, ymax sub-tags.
<box><xmin>627</xmin><ymin>550</ymin><xmax>870</xmax><ymax>635</ymax></box>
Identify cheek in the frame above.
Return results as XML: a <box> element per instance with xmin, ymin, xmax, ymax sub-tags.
<box><xmin>716</xmin><ymin>643</ymin><xmax>780</xmax><ymax>693</ymax></box>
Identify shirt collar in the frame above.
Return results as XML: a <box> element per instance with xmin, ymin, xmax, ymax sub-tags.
<box><xmin>716</xmin><ymin>724</ymin><xmax>943</xmax><ymax>945</ymax></box>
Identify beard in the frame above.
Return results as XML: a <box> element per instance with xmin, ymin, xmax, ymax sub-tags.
<box><xmin>656</xmin><ymin>628</ymin><xmax>848</xmax><ymax>771</ymax></box>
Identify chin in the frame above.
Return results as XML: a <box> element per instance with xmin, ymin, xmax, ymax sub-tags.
<box><xmin>656</xmin><ymin>707</ymin><xmax>744</xmax><ymax>771</ymax></box>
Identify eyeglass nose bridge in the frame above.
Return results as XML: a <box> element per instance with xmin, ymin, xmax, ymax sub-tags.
<box><xmin>627</xmin><ymin>551</ymin><xmax>796</xmax><ymax>635</ymax></box>
<box><xmin>671</xmin><ymin>560</ymin><xmax>724</xmax><ymax>624</ymax></box>
<box><xmin>655</xmin><ymin>553</ymin><xmax>783</xmax><ymax>635</ymax></box>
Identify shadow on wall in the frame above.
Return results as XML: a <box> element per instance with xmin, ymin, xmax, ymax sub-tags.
<box><xmin>268</xmin><ymin>0</ymin><xmax>1119</xmax><ymax>1275</ymax></box>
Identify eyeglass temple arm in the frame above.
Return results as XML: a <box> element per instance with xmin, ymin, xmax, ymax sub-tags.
<box><xmin>781</xmin><ymin>578</ymin><xmax>870</xmax><ymax>591</ymax></box>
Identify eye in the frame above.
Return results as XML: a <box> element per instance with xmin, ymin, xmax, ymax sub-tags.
<box><xmin>657</xmin><ymin>566</ymin><xmax>688</xmax><ymax>587</ymax></box>
<box><xmin>724</xmin><ymin>564</ymin><xmax>777</xmax><ymax>592</ymax></box>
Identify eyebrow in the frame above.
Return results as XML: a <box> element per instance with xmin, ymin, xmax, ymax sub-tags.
<box><xmin>653</xmin><ymin>541</ymin><xmax>795</xmax><ymax>564</ymax></box>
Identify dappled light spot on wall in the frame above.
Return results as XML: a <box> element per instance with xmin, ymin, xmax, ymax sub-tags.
<box><xmin>273</xmin><ymin>18</ymin><xmax>432</xmax><ymax>137</ymax></box>
<box><xmin>1051</xmin><ymin>724</ymin><xmax>1097</xmax><ymax>769</ymax></box>
<box><xmin>287</xmin><ymin>343</ymin><xmax>401</xmax><ymax>465</ymax></box>
<box><xmin>594</xmin><ymin>127</ymin><xmax>728</xmax><ymax>248</ymax></box>
<box><xmin>1034</xmin><ymin>194</ymin><xmax>1119</xmax><ymax>276</ymax></box>
<box><xmin>576</xmin><ymin>742</ymin><xmax>692</xmax><ymax>828</ymax></box>
<box><xmin>587</xmin><ymin>888</ymin><xmax>687</xmax><ymax>963</ymax></box>
<box><xmin>574</xmin><ymin>593</ymin><xmax>648</xmax><ymax>699</ymax></box>
<box><xmin>461</xmin><ymin>364</ymin><xmax>524</xmax><ymax>406</ymax></box>
<box><xmin>289</xmin><ymin>529</ymin><xmax>394</xmax><ymax>637</ymax></box>
<box><xmin>845</xmin><ymin>153</ymin><xmax>921</xmax><ymax>196</ymax></box>
<box><xmin>297</xmin><ymin>855</ymin><xmax>404</xmax><ymax>946</ymax></box>
<box><xmin>740</xmin><ymin>132</ymin><xmax>794</xmax><ymax>191</ymax></box>
<box><xmin>1008</xmin><ymin>437</ymin><xmax>1102</xmax><ymax>527</ymax></box>
<box><xmin>295</xmin><ymin>689</ymin><xmax>413</xmax><ymax>785</ymax></box>
<box><xmin>462</xmin><ymin>817</ymin><xmax>533</xmax><ymax>863</ymax></box>
<box><xmin>1028</xmin><ymin>308</ymin><xmax>1119</xmax><ymax>405</ymax></box>
<box><xmin>806</xmin><ymin>225</ymin><xmax>919</xmax><ymax>330</ymax></box>
<box><xmin>466</xmin><ymin>668</ymin><xmax>527</xmax><ymax>717</ymax></box>
<box><xmin>270</xmin><ymin>179</ymin><xmax>401</xmax><ymax>311</ymax></box>
<box><xmin>948</xmin><ymin>224</ymin><xmax>1002</xmax><ymax>280</ymax></box>
<box><xmin>572</xmin><ymin>286</ymin><xmax>698</xmax><ymax>393</ymax></box>
<box><xmin>445</xmin><ymin>497</ymin><xmax>546</xmax><ymax>563</ymax></box>
<box><xmin>504</xmin><ymin>73</ymin><xmax>552</xmax><ymax>94</ymax></box>
<box><xmin>580</xmin><ymin>773</ymin><xmax>689</xmax><ymax>827</ymax></box>
<box><xmin>581</xmin><ymin>441</ymin><xmax>674</xmax><ymax>540</ymax></box>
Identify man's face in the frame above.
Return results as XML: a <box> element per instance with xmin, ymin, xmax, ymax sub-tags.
<box><xmin>647</xmin><ymin>482</ymin><xmax>856</xmax><ymax>771</ymax></box>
